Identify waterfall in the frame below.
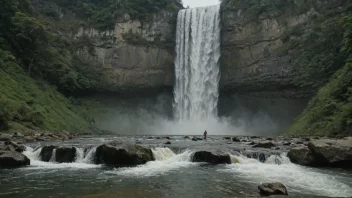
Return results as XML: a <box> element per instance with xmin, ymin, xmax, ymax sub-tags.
<box><xmin>152</xmin><ymin>148</ymin><xmax>176</xmax><ymax>161</ymax></box>
<box><xmin>174</xmin><ymin>5</ymin><xmax>221</xmax><ymax>121</ymax></box>
<box><xmin>75</xmin><ymin>147</ymin><xmax>85</xmax><ymax>163</ymax></box>
<box><xmin>82</xmin><ymin>147</ymin><xmax>97</xmax><ymax>164</ymax></box>
<box><xmin>49</xmin><ymin>149</ymin><xmax>56</xmax><ymax>162</ymax></box>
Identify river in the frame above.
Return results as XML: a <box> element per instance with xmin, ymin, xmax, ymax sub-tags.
<box><xmin>0</xmin><ymin>136</ymin><xmax>351</xmax><ymax>198</ymax></box>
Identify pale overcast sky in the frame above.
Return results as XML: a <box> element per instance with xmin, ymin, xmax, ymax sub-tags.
<box><xmin>182</xmin><ymin>0</ymin><xmax>220</xmax><ymax>8</ymax></box>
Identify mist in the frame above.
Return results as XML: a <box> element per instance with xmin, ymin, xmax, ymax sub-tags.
<box><xmin>92</xmin><ymin>92</ymin><xmax>307</xmax><ymax>136</ymax></box>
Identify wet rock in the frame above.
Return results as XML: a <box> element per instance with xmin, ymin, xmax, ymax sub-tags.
<box><xmin>223</xmin><ymin>137</ymin><xmax>231</xmax><ymax>140</ymax></box>
<box><xmin>96</xmin><ymin>140</ymin><xmax>154</xmax><ymax>167</ymax></box>
<box><xmin>0</xmin><ymin>151</ymin><xmax>30</xmax><ymax>168</ymax></box>
<box><xmin>163</xmin><ymin>137</ymin><xmax>171</xmax><ymax>140</ymax></box>
<box><xmin>248</xmin><ymin>141</ymin><xmax>255</xmax><ymax>145</ymax></box>
<box><xmin>35</xmin><ymin>137</ymin><xmax>46</xmax><ymax>142</ymax></box>
<box><xmin>192</xmin><ymin>137</ymin><xmax>198</xmax><ymax>141</ymax></box>
<box><xmin>24</xmin><ymin>136</ymin><xmax>35</xmax><ymax>142</ymax></box>
<box><xmin>55</xmin><ymin>147</ymin><xmax>77</xmax><ymax>163</ymax></box>
<box><xmin>283</xmin><ymin>142</ymin><xmax>291</xmax><ymax>146</ymax></box>
<box><xmin>0</xmin><ymin>145</ymin><xmax>16</xmax><ymax>152</ymax></box>
<box><xmin>40</xmin><ymin>145</ymin><xmax>58</xmax><ymax>162</ymax></box>
<box><xmin>13</xmin><ymin>132</ymin><xmax>24</xmax><ymax>138</ymax></box>
<box><xmin>192</xmin><ymin>151</ymin><xmax>231</xmax><ymax>164</ymax></box>
<box><xmin>184</xmin><ymin>136</ymin><xmax>190</xmax><ymax>139</ymax></box>
<box><xmin>246</xmin><ymin>152</ymin><xmax>268</xmax><ymax>163</ymax></box>
<box><xmin>5</xmin><ymin>141</ymin><xmax>26</xmax><ymax>153</ymax></box>
<box><xmin>308</xmin><ymin>137</ymin><xmax>352</xmax><ymax>168</ymax></box>
<box><xmin>287</xmin><ymin>146</ymin><xmax>316</xmax><ymax>166</ymax></box>
<box><xmin>232</xmin><ymin>137</ymin><xmax>241</xmax><ymax>142</ymax></box>
<box><xmin>0</xmin><ymin>134</ymin><xmax>11</xmax><ymax>141</ymax></box>
<box><xmin>258</xmin><ymin>183</ymin><xmax>288</xmax><ymax>196</ymax></box>
<box><xmin>165</xmin><ymin>141</ymin><xmax>171</xmax><ymax>145</ymax></box>
<box><xmin>252</xmin><ymin>141</ymin><xmax>276</xmax><ymax>148</ymax></box>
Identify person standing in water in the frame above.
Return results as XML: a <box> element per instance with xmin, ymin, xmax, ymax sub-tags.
<box><xmin>203</xmin><ymin>130</ymin><xmax>208</xmax><ymax>139</ymax></box>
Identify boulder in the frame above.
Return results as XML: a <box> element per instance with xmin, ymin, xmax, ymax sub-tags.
<box><xmin>5</xmin><ymin>141</ymin><xmax>26</xmax><ymax>153</ymax></box>
<box><xmin>258</xmin><ymin>183</ymin><xmax>288</xmax><ymax>196</ymax></box>
<box><xmin>55</xmin><ymin>147</ymin><xmax>77</xmax><ymax>163</ymax></box>
<box><xmin>184</xmin><ymin>136</ymin><xmax>190</xmax><ymax>139</ymax></box>
<box><xmin>287</xmin><ymin>146</ymin><xmax>316</xmax><ymax>166</ymax></box>
<box><xmin>165</xmin><ymin>141</ymin><xmax>171</xmax><ymax>145</ymax></box>
<box><xmin>232</xmin><ymin>137</ymin><xmax>241</xmax><ymax>142</ymax></box>
<box><xmin>192</xmin><ymin>137</ymin><xmax>198</xmax><ymax>141</ymax></box>
<box><xmin>252</xmin><ymin>141</ymin><xmax>276</xmax><ymax>148</ymax></box>
<box><xmin>223</xmin><ymin>137</ymin><xmax>231</xmax><ymax>140</ymax></box>
<box><xmin>192</xmin><ymin>151</ymin><xmax>231</xmax><ymax>164</ymax></box>
<box><xmin>0</xmin><ymin>151</ymin><xmax>30</xmax><ymax>168</ymax></box>
<box><xmin>40</xmin><ymin>145</ymin><xmax>58</xmax><ymax>162</ymax></box>
<box><xmin>13</xmin><ymin>132</ymin><xmax>24</xmax><ymax>138</ymax></box>
<box><xmin>308</xmin><ymin>138</ymin><xmax>352</xmax><ymax>168</ymax></box>
<box><xmin>96</xmin><ymin>140</ymin><xmax>154</xmax><ymax>167</ymax></box>
<box><xmin>0</xmin><ymin>145</ymin><xmax>15</xmax><ymax>152</ymax></box>
<box><xmin>0</xmin><ymin>133</ymin><xmax>11</xmax><ymax>141</ymax></box>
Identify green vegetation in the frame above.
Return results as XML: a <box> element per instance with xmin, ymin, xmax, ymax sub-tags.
<box><xmin>36</xmin><ymin>0</ymin><xmax>182</xmax><ymax>31</ymax></box>
<box><xmin>221</xmin><ymin>0</ymin><xmax>313</xmax><ymax>23</ymax></box>
<box><xmin>287</xmin><ymin>14</ymin><xmax>352</xmax><ymax>136</ymax></box>
<box><xmin>280</xmin><ymin>16</ymin><xmax>348</xmax><ymax>88</ymax></box>
<box><xmin>0</xmin><ymin>49</ymin><xmax>93</xmax><ymax>132</ymax></box>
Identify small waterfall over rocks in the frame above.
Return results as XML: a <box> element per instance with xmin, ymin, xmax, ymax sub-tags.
<box><xmin>174</xmin><ymin>5</ymin><xmax>221</xmax><ymax>121</ymax></box>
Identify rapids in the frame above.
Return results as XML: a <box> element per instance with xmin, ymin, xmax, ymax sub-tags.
<box><xmin>0</xmin><ymin>136</ymin><xmax>351</xmax><ymax>198</ymax></box>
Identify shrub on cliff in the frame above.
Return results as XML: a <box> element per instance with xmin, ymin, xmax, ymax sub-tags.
<box><xmin>287</xmin><ymin>14</ymin><xmax>352</xmax><ymax>136</ymax></box>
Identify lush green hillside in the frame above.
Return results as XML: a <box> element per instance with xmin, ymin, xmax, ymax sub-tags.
<box><xmin>287</xmin><ymin>14</ymin><xmax>352</xmax><ymax>136</ymax></box>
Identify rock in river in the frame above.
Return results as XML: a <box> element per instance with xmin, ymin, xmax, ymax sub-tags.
<box><xmin>55</xmin><ymin>147</ymin><xmax>77</xmax><ymax>163</ymax></box>
<box><xmin>40</xmin><ymin>145</ymin><xmax>58</xmax><ymax>162</ymax></box>
<box><xmin>288</xmin><ymin>137</ymin><xmax>352</xmax><ymax>168</ymax></box>
<box><xmin>307</xmin><ymin>137</ymin><xmax>352</xmax><ymax>168</ymax></box>
<box><xmin>287</xmin><ymin>146</ymin><xmax>316</xmax><ymax>166</ymax></box>
<box><xmin>192</xmin><ymin>151</ymin><xmax>231</xmax><ymax>164</ymax></box>
<box><xmin>0</xmin><ymin>151</ymin><xmax>30</xmax><ymax>168</ymax></box>
<box><xmin>96</xmin><ymin>140</ymin><xmax>154</xmax><ymax>167</ymax></box>
<box><xmin>258</xmin><ymin>182</ymin><xmax>288</xmax><ymax>196</ymax></box>
<box><xmin>252</xmin><ymin>141</ymin><xmax>276</xmax><ymax>148</ymax></box>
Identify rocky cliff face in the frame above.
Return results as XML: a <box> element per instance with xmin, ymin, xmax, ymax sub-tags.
<box><xmin>76</xmin><ymin>11</ymin><xmax>177</xmax><ymax>91</ymax></box>
<box><xmin>220</xmin><ymin>0</ymin><xmax>350</xmax><ymax>98</ymax></box>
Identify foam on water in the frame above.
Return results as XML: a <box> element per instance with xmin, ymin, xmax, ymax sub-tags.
<box><xmin>107</xmin><ymin>149</ymin><xmax>194</xmax><ymax>177</ymax></box>
<box><xmin>224</xmin><ymin>154</ymin><xmax>352</xmax><ymax>197</ymax></box>
<box><xmin>82</xmin><ymin>147</ymin><xmax>97</xmax><ymax>164</ymax></box>
<box><xmin>152</xmin><ymin>147</ymin><xmax>176</xmax><ymax>161</ymax></box>
<box><xmin>23</xmin><ymin>146</ymin><xmax>100</xmax><ymax>170</ymax></box>
<box><xmin>75</xmin><ymin>147</ymin><xmax>84</xmax><ymax>163</ymax></box>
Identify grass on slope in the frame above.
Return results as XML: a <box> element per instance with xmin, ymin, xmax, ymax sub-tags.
<box><xmin>0</xmin><ymin>49</ymin><xmax>92</xmax><ymax>133</ymax></box>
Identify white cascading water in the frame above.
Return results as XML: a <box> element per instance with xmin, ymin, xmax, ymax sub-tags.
<box><xmin>152</xmin><ymin>148</ymin><xmax>176</xmax><ymax>161</ymax></box>
<box><xmin>108</xmin><ymin>148</ymin><xmax>194</xmax><ymax>177</ymax></box>
<box><xmin>23</xmin><ymin>146</ymin><xmax>99</xmax><ymax>169</ymax></box>
<box><xmin>174</xmin><ymin>5</ymin><xmax>221</xmax><ymax>121</ymax></box>
<box><xmin>75</xmin><ymin>147</ymin><xmax>85</xmax><ymax>163</ymax></box>
<box><xmin>82</xmin><ymin>147</ymin><xmax>97</xmax><ymax>164</ymax></box>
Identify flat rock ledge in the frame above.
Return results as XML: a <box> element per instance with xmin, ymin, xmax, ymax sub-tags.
<box><xmin>288</xmin><ymin>137</ymin><xmax>352</xmax><ymax>168</ymax></box>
